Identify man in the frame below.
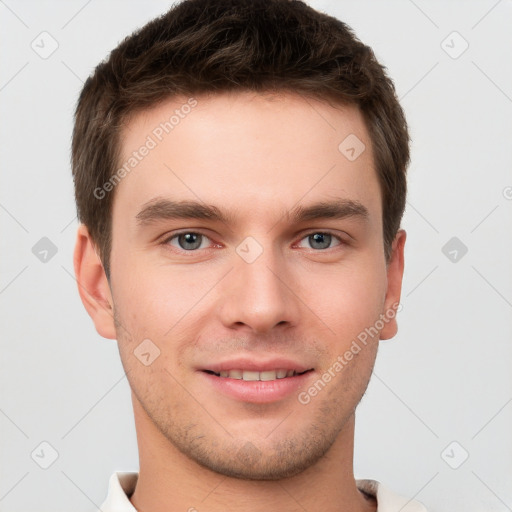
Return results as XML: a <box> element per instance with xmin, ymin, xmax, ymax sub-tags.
<box><xmin>72</xmin><ymin>0</ymin><xmax>426</xmax><ymax>510</ymax></box>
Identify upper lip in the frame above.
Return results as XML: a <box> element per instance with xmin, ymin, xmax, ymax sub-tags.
<box><xmin>200</xmin><ymin>357</ymin><xmax>314</xmax><ymax>373</ymax></box>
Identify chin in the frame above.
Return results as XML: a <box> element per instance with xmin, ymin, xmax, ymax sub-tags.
<box><xmin>179</xmin><ymin>431</ymin><xmax>336</xmax><ymax>481</ymax></box>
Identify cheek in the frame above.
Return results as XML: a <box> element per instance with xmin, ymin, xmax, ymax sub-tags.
<box><xmin>304</xmin><ymin>259</ymin><xmax>387</xmax><ymax>340</ymax></box>
<box><xmin>113</xmin><ymin>258</ymin><xmax>208</xmax><ymax>331</ymax></box>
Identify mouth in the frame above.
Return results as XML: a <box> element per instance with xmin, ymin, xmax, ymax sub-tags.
<box><xmin>199</xmin><ymin>360</ymin><xmax>315</xmax><ymax>403</ymax></box>
<box><xmin>202</xmin><ymin>368</ymin><xmax>313</xmax><ymax>381</ymax></box>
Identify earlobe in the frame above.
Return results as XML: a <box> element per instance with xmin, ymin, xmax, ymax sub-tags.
<box><xmin>73</xmin><ymin>224</ymin><xmax>117</xmax><ymax>340</ymax></box>
<box><xmin>380</xmin><ymin>229</ymin><xmax>406</xmax><ymax>341</ymax></box>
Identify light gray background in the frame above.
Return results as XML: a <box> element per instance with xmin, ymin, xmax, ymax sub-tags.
<box><xmin>1</xmin><ymin>1</ymin><xmax>511</xmax><ymax>511</ymax></box>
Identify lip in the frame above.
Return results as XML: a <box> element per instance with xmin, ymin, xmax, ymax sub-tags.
<box><xmin>197</xmin><ymin>357</ymin><xmax>315</xmax><ymax>404</ymax></box>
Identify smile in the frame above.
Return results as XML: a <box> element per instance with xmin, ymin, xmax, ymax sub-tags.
<box><xmin>203</xmin><ymin>369</ymin><xmax>311</xmax><ymax>381</ymax></box>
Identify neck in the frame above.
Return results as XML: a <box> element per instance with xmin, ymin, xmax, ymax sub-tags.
<box><xmin>129</xmin><ymin>393</ymin><xmax>375</xmax><ymax>512</ymax></box>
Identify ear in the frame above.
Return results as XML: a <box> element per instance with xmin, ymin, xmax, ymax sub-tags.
<box><xmin>380</xmin><ymin>229</ymin><xmax>406</xmax><ymax>340</ymax></box>
<box><xmin>73</xmin><ymin>224</ymin><xmax>116</xmax><ymax>339</ymax></box>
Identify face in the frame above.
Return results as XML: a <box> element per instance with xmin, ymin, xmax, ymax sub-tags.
<box><xmin>77</xmin><ymin>91</ymin><xmax>405</xmax><ymax>480</ymax></box>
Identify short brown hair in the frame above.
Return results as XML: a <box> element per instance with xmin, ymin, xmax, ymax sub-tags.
<box><xmin>72</xmin><ymin>0</ymin><xmax>409</xmax><ymax>279</ymax></box>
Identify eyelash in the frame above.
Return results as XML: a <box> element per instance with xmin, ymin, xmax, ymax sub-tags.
<box><xmin>160</xmin><ymin>230</ymin><xmax>347</xmax><ymax>254</ymax></box>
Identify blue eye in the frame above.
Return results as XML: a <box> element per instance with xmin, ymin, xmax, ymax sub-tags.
<box><xmin>167</xmin><ymin>232</ymin><xmax>210</xmax><ymax>251</ymax></box>
<box><xmin>298</xmin><ymin>232</ymin><xmax>342</xmax><ymax>250</ymax></box>
<box><xmin>162</xmin><ymin>230</ymin><xmax>344</xmax><ymax>254</ymax></box>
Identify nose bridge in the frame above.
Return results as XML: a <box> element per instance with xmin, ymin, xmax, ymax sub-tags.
<box><xmin>239</xmin><ymin>243</ymin><xmax>283</xmax><ymax>299</ymax></box>
<box><xmin>218</xmin><ymin>235</ymin><xmax>299</xmax><ymax>332</ymax></box>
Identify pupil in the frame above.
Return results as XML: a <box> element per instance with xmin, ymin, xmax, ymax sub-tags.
<box><xmin>180</xmin><ymin>233</ymin><xmax>201</xmax><ymax>250</ymax></box>
<box><xmin>311</xmin><ymin>233</ymin><xmax>330</xmax><ymax>249</ymax></box>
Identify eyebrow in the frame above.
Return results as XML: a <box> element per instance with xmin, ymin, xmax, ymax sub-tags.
<box><xmin>135</xmin><ymin>197</ymin><xmax>369</xmax><ymax>227</ymax></box>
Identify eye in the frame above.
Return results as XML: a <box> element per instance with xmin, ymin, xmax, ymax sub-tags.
<box><xmin>296</xmin><ymin>232</ymin><xmax>343</xmax><ymax>250</ymax></box>
<box><xmin>161</xmin><ymin>230</ymin><xmax>345</xmax><ymax>253</ymax></box>
<box><xmin>165</xmin><ymin>232</ymin><xmax>212</xmax><ymax>251</ymax></box>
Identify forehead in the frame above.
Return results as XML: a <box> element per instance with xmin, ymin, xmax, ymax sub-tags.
<box><xmin>114</xmin><ymin>91</ymin><xmax>381</xmax><ymax>226</ymax></box>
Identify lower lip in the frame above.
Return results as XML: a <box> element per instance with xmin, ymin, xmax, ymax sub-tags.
<box><xmin>199</xmin><ymin>371</ymin><xmax>314</xmax><ymax>403</ymax></box>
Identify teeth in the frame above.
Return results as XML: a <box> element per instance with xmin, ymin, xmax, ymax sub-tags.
<box><xmin>213</xmin><ymin>368</ymin><xmax>300</xmax><ymax>381</ymax></box>
<box><xmin>260</xmin><ymin>370</ymin><xmax>277</xmax><ymax>381</ymax></box>
<box><xmin>242</xmin><ymin>370</ymin><xmax>260</xmax><ymax>381</ymax></box>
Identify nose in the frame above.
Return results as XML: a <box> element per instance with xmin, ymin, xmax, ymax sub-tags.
<box><xmin>216</xmin><ymin>242</ymin><xmax>301</xmax><ymax>334</ymax></box>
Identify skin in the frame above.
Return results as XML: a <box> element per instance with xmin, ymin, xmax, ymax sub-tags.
<box><xmin>74</xmin><ymin>91</ymin><xmax>406</xmax><ymax>512</ymax></box>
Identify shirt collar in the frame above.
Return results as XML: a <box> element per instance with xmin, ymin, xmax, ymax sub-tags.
<box><xmin>100</xmin><ymin>472</ymin><xmax>138</xmax><ymax>512</ymax></box>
